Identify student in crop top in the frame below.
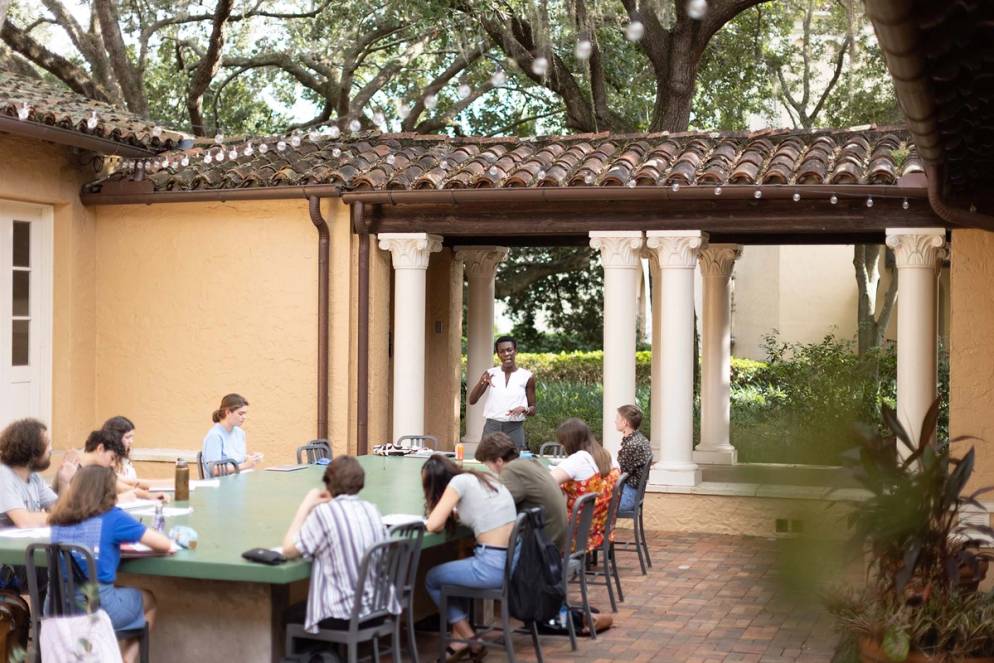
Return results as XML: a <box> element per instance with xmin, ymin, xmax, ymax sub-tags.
<box><xmin>422</xmin><ymin>454</ymin><xmax>516</xmax><ymax>661</ymax></box>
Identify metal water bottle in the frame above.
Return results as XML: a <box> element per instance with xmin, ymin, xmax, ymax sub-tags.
<box><xmin>174</xmin><ymin>458</ymin><xmax>190</xmax><ymax>502</ymax></box>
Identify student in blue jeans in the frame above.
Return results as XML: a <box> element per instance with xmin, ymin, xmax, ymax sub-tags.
<box><xmin>49</xmin><ymin>465</ymin><xmax>172</xmax><ymax>663</ymax></box>
<box><xmin>422</xmin><ymin>454</ymin><xmax>517</xmax><ymax>662</ymax></box>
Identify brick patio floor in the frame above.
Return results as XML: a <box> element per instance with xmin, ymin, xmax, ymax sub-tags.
<box><xmin>411</xmin><ymin>529</ymin><xmax>840</xmax><ymax>663</ymax></box>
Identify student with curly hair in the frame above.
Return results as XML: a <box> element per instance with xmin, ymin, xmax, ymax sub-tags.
<box><xmin>0</xmin><ymin>418</ymin><xmax>58</xmax><ymax>528</ymax></box>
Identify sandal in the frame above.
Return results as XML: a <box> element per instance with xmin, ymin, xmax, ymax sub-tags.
<box><xmin>442</xmin><ymin>645</ymin><xmax>469</xmax><ymax>663</ymax></box>
<box><xmin>468</xmin><ymin>645</ymin><xmax>489</xmax><ymax>662</ymax></box>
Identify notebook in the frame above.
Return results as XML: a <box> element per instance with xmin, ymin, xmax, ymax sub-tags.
<box><xmin>265</xmin><ymin>464</ymin><xmax>310</xmax><ymax>472</ymax></box>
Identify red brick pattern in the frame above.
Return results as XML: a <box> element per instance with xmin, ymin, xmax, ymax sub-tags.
<box><xmin>413</xmin><ymin>530</ymin><xmax>839</xmax><ymax>663</ymax></box>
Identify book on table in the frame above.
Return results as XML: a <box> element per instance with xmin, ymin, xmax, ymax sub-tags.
<box><xmin>264</xmin><ymin>464</ymin><xmax>310</xmax><ymax>472</ymax></box>
<box><xmin>120</xmin><ymin>541</ymin><xmax>180</xmax><ymax>558</ymax></box>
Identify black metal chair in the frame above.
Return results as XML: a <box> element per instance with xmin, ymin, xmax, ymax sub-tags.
<box><xmin>296</xmin><ymin>439</ymin><xmax>333</xmax><ymax>464</ymax></box>
<box><xmin>196</xmin><ymin>451</ymin><xmax>206</xmax><ymax>480</ymax></box>
<box><xmin>387</xmin><ymin>522</ymin><xmax>426</xmax><ymax>663</ymax></box>
<box><xmin>582</xmin><ymin>472</ymin><xmax>628</xmax><ymax>612</ymax></box>
<box><xmin>613</xmin><ymin>462</ymin><xmax>653</xmax><ymax>574</ymax></box>
<box><xmin>285</xmin><ymin>535</ymin><xmax>418</xmax><ymax>663</ymax></box>
<box><xmin>438</xmin><ymin>511</ymin><xmax>543</xmax><ymax>663</ymax></box>
<box><xmin>205</xmin><ymin>458</ymin><xmax>240</xmax><ymax>477</ymax></box>
<box><xmin>538</xmin><ymin>442</ymin><xmax>565</xmax><ymax>458</ymax></box>
<box><xmin>562</xmin><ymin>492</ymin><xmax>598</xmax><ymax>650</ymax></box>
<box><xmin>395</xmin><ymin>435</ymin><xmax>437</xmax><ymax>450</ymax></box>
<box><xmin>25</xmin><ymin>542</ymin><xmax>149</xmax><ymax>663</ymax></box>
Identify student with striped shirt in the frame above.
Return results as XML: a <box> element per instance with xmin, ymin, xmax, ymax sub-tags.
<box><xmin>281</xmin><ymin>455</ymin><xmax>394</xmax><ymax>634</ymax></box>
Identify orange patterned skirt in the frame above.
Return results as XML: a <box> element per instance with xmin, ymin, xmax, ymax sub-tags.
<box><xmin>562</xmin><ymin>469</ymin><xmax>619</xmax><ymax>551</ymax></box>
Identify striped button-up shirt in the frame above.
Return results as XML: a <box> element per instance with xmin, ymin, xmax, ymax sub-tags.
<box><xmin>295</xmin><ymin>494</ymin><xmax>394</xmax><ymax>633</ymax></box>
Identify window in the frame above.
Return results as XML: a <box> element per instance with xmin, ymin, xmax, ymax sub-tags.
<box><xmin>11</xmin><ymin>221</ymin><xmax>29</xmax><ymax>366</ymax></box>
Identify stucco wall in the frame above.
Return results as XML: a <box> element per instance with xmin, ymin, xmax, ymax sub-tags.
<box><xmin>950</xmin><ymin>229</ymin><xmax>994</xmax><ymax>491</ymax></box>
<box><xmin>0</xmin><ymin>134</ymin><xmax>96</xmax><ymax>451</ymax></box>
<box><xmin>423</xmin><ymin>249</ymin><xmax>463</xmax><ymax>448</ymax></box>
<box><xmin>92</xmin><ymin>198</ymin><xmax>357</xmax><ymax>464</ymax></box>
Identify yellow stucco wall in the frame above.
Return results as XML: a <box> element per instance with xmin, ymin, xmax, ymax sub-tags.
<box><xmin>91</xmin><ymin>197</ymin><xmax>364</xmax><ymax>464</ymax></box>
<box><xmin>424</xmin><ymin>249</ymin><xmax>463</xmax><ymax>448</ymax></box>
<box><xmin>0</xmin><ymin>134</ymin><xmax>96</xmax><ymax>451</ymax></box>
<box><xmin>950</xmin><ymin>229</ymin><xmax>994</xmax><ymax>491</ymax></box>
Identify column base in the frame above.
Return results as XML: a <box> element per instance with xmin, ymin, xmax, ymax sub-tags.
<box><xmin>650</xmin><ymin>464</ymin><xmax>702</xmax><ymax>487</ymax></box>
<box><xmin>693</xmin><ymin>446</ymin><xmax>737</xmax><ymax>465</ymax></box>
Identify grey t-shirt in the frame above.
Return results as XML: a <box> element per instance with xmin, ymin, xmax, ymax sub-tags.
<box><xmin>0</xmin><ymin>463</ymin><xmax>57</xmax><ymax>528</ymax></box>
<box><xmin>449</xmin><ymin>472</ymin><xmax>517</xmax><ymax>538</ymax></box>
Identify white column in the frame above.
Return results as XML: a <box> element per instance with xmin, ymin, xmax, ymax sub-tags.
<box><xmin>454</xmin><ymin>246</ymin><xmax>509</xmax><ymax>448</ymax></box>
<box><xmin>590</xmin><ymin>231</ymin><xmax>644</xmax><ymax>456</ymax></box>
<box><xmin>694</xmin><ymin>244</ymin><xmax>742</xmax><ymax>465</ymax></box>
<box><xmin>646</xmin><ymin>230</ymin><xmax>707</xmax><ymax>486</ymax></box>
<box><xmin>378</xmin><ymin>232</ymin><xmax>443</xmax><ymax>443</ymax></box>
<box><xmin>885</xmin><ymin>228</ymin><xmax>947</xmax><ymax>447</ymax></box>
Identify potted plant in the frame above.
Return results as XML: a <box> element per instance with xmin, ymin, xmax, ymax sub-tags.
<box><xmin>828</xmin><ymin>398</ymin><xmax>994</xmax><ymax>662</ymax></box>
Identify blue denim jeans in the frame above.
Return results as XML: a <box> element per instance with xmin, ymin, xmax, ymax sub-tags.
<box><xmin>425</xmin><ymin>546</ymin><xmax>506</xmax><ymax>624</ymax></box>
<box><xmin>619</xmin><ymin>483</ymin><xmax>639</xmax><ymax>514</ymax></box>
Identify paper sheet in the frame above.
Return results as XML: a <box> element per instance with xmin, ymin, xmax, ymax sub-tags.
<box><xmin>129</xmin><ymin>506</ymin><xmax>194</xmax><ymax>518</ymax></box>
<box><xmin>0</xmin><ymin>527</ymin><xmax>50</xmax><ymax>538</ymax></box>
<box><xmin>189</xmin><ymin>479</ymin><xmax>220</xmax><ymax>488</ymax></box>
<box><xmin>119</xmin><ymin>498</ymin><xmax>162</xmax><ymax>510</ymax></box>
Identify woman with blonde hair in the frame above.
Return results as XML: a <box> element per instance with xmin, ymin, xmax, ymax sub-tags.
<box><xmin>550</xmin><ymin>418</ymin><xmax>620</xmax><ymax>551</ymax></box>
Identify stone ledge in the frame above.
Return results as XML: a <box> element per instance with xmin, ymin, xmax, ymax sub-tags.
<box><xmin>648</xmin><ymin>480</ymin><xmax>871</xmax><ymax>502</ymax></box>
<box><xmin>131</xmin><ymin>448</ymin><xmax>199</xmax><ymax>462</ymax></box>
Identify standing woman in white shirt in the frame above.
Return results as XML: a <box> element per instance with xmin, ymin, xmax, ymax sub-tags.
<box><xmin>201</xmin><ymin>393</ymin><xmax>262</xmax><ymax>475</ymax></box>
<box><xmin>468</xmin><ymin>335</ymin><xmax>536</xmax><ymax>451</ymax></box>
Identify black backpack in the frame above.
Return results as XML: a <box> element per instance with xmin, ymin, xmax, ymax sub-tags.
<box><xmin>509</xmin><ymin>508</ymin><xmax>565</xmax><ymax>624</ymax></box>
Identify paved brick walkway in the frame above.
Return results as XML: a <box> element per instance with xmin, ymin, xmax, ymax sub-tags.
<box><xmin>413</xmin><ymin>530</ymin><xmax>840</xmax><ymax>663</ymax></box>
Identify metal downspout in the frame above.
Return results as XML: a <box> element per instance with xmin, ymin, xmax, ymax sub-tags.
<box><xmin>352</xmin><ymin>202</ymin><xmax>370</xmax><ymax>456</ymax></box>
<box><xmin>308</xmin><ymin>196</ymin><xmax>331</xmax><ymax>441</ymax></box>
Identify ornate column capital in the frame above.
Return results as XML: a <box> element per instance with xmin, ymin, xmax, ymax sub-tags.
<box><xmin>698</xmin><ymin>244</ymin><xmax>743</xmax><ymax>277</ymax></box>
<box><xmin>885</xmin><ymin>228</ymin><xmax>948</xmax><ymax>269</ymax></box>
<box><xmin>453</xmin><ymin>246</ymin><xmax>510</xmax><ymax>279</ymax></box>
<box><xmin>378</xmin><ymin>232</ymin><xmax>443</xmax><ymax>269</ymax></box>
<box><xmin>646</xmin><ymin>230</ymin><xmax>709</xmax><ymax>269</ymax></box>
<box><xmin>589</xmin><ymin>231</ymin><xmax>644</xmax><ymax>269</ymax></box>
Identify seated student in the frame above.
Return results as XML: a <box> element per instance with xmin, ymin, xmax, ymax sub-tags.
<box><xmin>475</xmin><ymin>431</ymin><xmax>568</xmax><ymax>552</ymax></box>
<box><xmin>281</xmin><ymin>455</ymin><xmax>393</xmax><ymax>634</ymax></box>
<box><xmin>55</xmin><ymin>430</ymin><xmax>162</xmax><ymax>503</ymax></box>
<box><xmin>423</xmin><ymin>454</ymin><xmax>517</xmax><ymax>662</ymax></box>
<box><xmin>49</xmin><ymin>465</ymin><xmax>171</xmax><ymax>663</ymax></box>
<box><xmin>0</xmin><ymin>418</ymin><xmax>59</xmax><ymax>528</ymax></box>
<box><xmin>615</xmin><ymin>404</ymin><xmax>653</xmax><ymax>513</ymax></box>
<box><xmin>550</xmin><ymin>418</ymin><xmax>620</xmax><ymax>552</ymax></box>
<box><xmin>202</xmin><ymin>393</ymin><xmax>262</xmax><ymax>476</ymax></box>
<box><xmin>102</xmin><ymin>416</ymin><xmax>141</xmax><ymax>484</ymax></box>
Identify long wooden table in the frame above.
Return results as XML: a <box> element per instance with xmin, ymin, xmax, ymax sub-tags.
<box><xmin>0</xmin><ymin>455</ymin><xmax>468</xmax><ymax>662</ymax></box>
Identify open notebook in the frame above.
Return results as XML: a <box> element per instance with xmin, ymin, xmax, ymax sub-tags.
<box><xmin>120</xmin><ymin>540</ymin><xmax>180</xmax><ymax>558</ymax></box>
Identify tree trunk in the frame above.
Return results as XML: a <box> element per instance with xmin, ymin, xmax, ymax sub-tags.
<box><xmin>855</xmin><ymin>244</ymin><xmax>898</xmax><ymax>355</ymax></box>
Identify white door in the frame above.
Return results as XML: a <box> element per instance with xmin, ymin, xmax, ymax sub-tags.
<box><xmin>0</xmin><ymin>201</ymin><xmax>53</xmax><ymax>430</ymax></box>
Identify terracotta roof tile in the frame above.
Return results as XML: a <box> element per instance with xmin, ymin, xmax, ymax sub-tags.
<box><xmin>0</xmin><ymin>71</ymin><xmax>185</xmax><ymax>151</ymax></box>
<box><xmin>86</xmin><ymin>127</ymin><xmax>922</xmax><ymax>194</ymax></box>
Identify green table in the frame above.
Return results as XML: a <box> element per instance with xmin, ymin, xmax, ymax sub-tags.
<box><xmin>0</xmin><ymin>456</ymin><xmax>467</xmax><ymax>662</ymax></box>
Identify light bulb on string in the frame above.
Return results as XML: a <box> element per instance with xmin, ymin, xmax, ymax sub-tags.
<box><xmin>424</xmin><ymin>94</ymin><xmax>438</xmax><ymax>110</ymax></box>
<box><xmin>687</xmin><ymin>0</ymin><xmax>709</xmax><ymax>20</ymax></box>
<box><xmin>457</xmin><ymin>84</ymin><xmax>472</xmax><ymax>100</ymax></box>
<box><xmin>332</xmin><ymin>147</ymin><xmax>341</xmax><ymax>158</ymax></box>
<box><xmin>714</xmin><ymin>186</ymin><xmax>722</xmax><ymax>196</ymax></box>
<box><xmin>537</xmin><ymin>169</ymin><xmax>547</xmax><ymax>180</ymax></box>
<box><xmin>626</xmin><ymin>179</ymin><xmax>636</xmax><ymax>188</ymax></box>
<box><xmin>671</xmin><ymin>182</ymin><xmax>680</xmax><ymax>192</ymax></box>
<box><xmin>308</xmin><ymin>129</ymin><xmax>320</xmax><ymax>142</ymax></box>
<box><xmin>575</xmin><ymin>38</ymin><xmax>593</xmax><ymax>61</ymax></box>
<box><xmin>348</xmin><ymin>118</ymin><xmax>362</xmax><ymax>133</ymax></box>
<box><xmin>259</xmin><ymin>143</ymin><xmax>269</xmax><ymax>154</ymax></box>
<box><xmin>531</xmin><ymin>57</ymin><xmax>549</xmax><ymax>76</ymax></box>
<box><xmin>866</xmin><ymin>196</ymin><xmax>874</xmax><ymax>208</ymax></box>
<box><xmin>754</xmin><ymin>189</ymin><xmax>762</xmax><ymax>199</ymax></box>
<box><xmin>386</xmin><ymin>154</ymin><xmax>396</xmax><ymax>165</ymax></box>
<box><xmin>136</xmin><ymin>160</ymin><xmax>145</xmax><ymax>170</ymax></box>
<box><xmin>214</xmin><ymin>133</ymin><xmax>224</xmax><ymax>145</ymax></box>
<box><xmin>152</xmin><ymin>126</ymin><xmax>162</xmax><ymax>138</ymax></box>
<box><xmin>398</xmin><ymin>103</ymin><xmax>412</xmax><ymax>120</ymax></box>
<box><xmin>204</xmin><ymin>152</ymin><xmax>213</xmax><ymax>164</ymax></box>
<box><xmin>584</xmin><ymin>174</ymin><xmax>594</xmax><ymax>184</ymax></box>
<box><xmin>625</xmin><ymin>20</ymin><xmax>645</xmax><ymax>42</ymax></box>
<box><xmin>902</xmin><ymin>198</ymin><xmax>909</xmax><ymax>210</ymax></box>
<box><xmin>277</xmin><ymin>140</ymin><xmax>287</xmax><ymax>152</ymax></box>
<box><xmin>228</xmin><ymin>147</ymin><xmax>238</xmax><ymax>160</ymax></box>
<box><xmin>86</xmin><ymin>111</ymin><xmax>99</xmax><ymax>130</ymax></box>
<box><xmin>328</xmin><ymin>125</ymin><xmax>341</xmax><ymax>139</ymax></box>
<box><xmin>440</xmin><ymin>160</ymin><xmax>450</xmax><ymax>170</ymax></box>
<box><xmin>180</xmin><ymin>156</ymin><xmax>190</xmax><ymax>167</ymax></box>
<box><xmin>243</xmin><ymin>143</ymin><xmax>254</xmax><ymax>157</ymax></box>
<box><xmin>372</xmin><ymin>111</ymin><xmax>386</xmax><ymax>128</ymax></box>
<box><xmin>17</xmin><ymin>103</ymin><xmax>30</xmax><ymax>120</ymax></box>
<box><xmin>792</xmin><ymin>192</ymin><xmax>800</xmax><ymax>202</ymax></box>
<box><xmin>490</xmin><ymin>69</ymin><xmax>507</xmax><ymax>86</ymax></box>
<box><xmin>290</xmin><ymin>133</ymin><xmax>302</xmax><ymax>147</ymax></box>
<box><xmin>830</xmin><ymin>194</ymin><xmax>838</xmax><ymax>205</ymax></box>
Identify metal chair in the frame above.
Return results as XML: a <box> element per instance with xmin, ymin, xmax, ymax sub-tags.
<box><xmin>562</xmin><ymin>492</ymin><xmax>598</xmax><ymax>650</ymax></box>
<box><xmin>205</xmin><ymin>458</ymin><xmax>240</xmax><ymax>477</ymax></box>
<box><xmin>613</xmin><ymin>462</ymin><xmax>653</xmax><ymax>574</ymax></box>
<box><xmin>25</xmin><ymin>542</ymin><xmax>149</xmax><ymax>663</ymax></box>
<box><xmin>538</xmin><ymin>442</ymin><xmax>565</xmax><ymax>458</ymax></box>
<box><xmin>296</xmin><ymin>439</ymin><xmax>333</xmax><ymax>464</ymax></box>
<box><xmin>438</xmin><ymin>511</ymin><xmax>543</xmax><ymax>663</ymax></box>
<box><xmin>196</xmin><ymin>451</ymin><xmax>206</xmax><ymax>480</ymax></box>
<box><xmin>582</xmin><ymin>472</ymin><xmax>627</xmax><ymax>612</ymax></box>
<box><xmin>395</xmin><ymin>435</ymin><xmax>437</xmax><ymax>450</ymax></box>
<box><xmin>387</xmin><ymin>522</ymin><xmax>426</xmax><ymax>663</ymax></box>
<box><xmin>285</xmin><ymin>536</ymin><xmax>417</xmax><ymax>663</ymax></box>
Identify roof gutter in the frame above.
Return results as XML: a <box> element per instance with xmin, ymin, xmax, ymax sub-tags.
<box><xmin>0</xmin><ymin>115</ymin><xmax>158</xmax><ymax>158</ymax></box>
<box><xmin>307</xmin><ymin>196</ymin><xmax>331</xmax><ymax>443</ymax></box>
<box><xmin>351</xmin><ymin>202</ymin><xmax>370</xmax><ymax>456</ymax></box>
<box><xmin>341</xmin><ymin>184</ymin><xmax>928</xmax><ymax>206</ymax></box>
<box><xmin>925</xmin><ymin>165</ymin><xmax>994</xmax><ymax>232</ymax></box>
<box><xmin>80</xmin><ymin>184</ymin><xmax>342</xmax><ymax>206</ymax></box>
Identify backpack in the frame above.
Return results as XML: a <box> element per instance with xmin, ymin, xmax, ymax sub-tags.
<box><xmin>0</xmin><ymin>589</ymin><xmax>30</xmax><ymax>663</ymax></box>
<box><xmin>508</xmin><ymin>508</ymin><xmax>565</xmax><ymax>624</ymax></box>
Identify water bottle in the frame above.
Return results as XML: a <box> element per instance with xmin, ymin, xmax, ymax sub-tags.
<box><xmin>174</xmin><ymin>458</ymin><xmax>190</xmax><ymax>502</ymax></box>
<box><xmin>153</xmin><ymin>501</ymin><xmax>165</xmax><ymax>532</ymax></box>
<box><xmin>455</xmin><ymin>442</ymin><xmax>465</xmax><ymax>461</ymax></box>
<box><xmin>558</xmin><ymin>605</ymin><xmax>569</xmax><ymax>630</ymax></box>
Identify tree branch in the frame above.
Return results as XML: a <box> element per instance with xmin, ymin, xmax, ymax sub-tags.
<box><xmin>810</xmin><ymin>35</ymin><xmax>851</xmax><ymax>121</ymax></box>
<box><xmin>1</xmin><ymin>20</ymin><xmax>111</xmax><ymax>101</ymax></box>
<box><xmin>400</xmin><ymin>43</ymin><xmax>484</xmax><ymax>132</ymax></box>
<box><xmin>186</xmin><ymin>0</ymin><xmax>235</xmax><ymax>135</ymax></box>
<box><xmin>413</xmin><ymin>80</ymin><xmax>495</xmax><ymax>134</ymax></box>
<box><xmin>93</xmin><ymin>0</ymin><xmax>146</xmax><ymax>113</ymax></box>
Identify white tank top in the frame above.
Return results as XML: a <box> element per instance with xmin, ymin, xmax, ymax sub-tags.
<box><xmin>483</xmin><ymin>367</ymin><xmax>533</xmax><ymax>422</ymax></box>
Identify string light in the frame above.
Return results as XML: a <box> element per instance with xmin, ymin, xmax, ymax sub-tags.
<box><xmin>625</xmin><ymin>20</ymin><xmax>645</xmax><ymax>42</ymax></box>
<box><xmin>671</xmin><ymin>183</ymin><xmax>680</xmax><ymax>192</ymax></box>
<box><xmin>792</xmin><ymin>192</ymin><xmax>801</xmax><ymax>202</ymax></box>
<box><xmin>16</xmin><ymin>103</ymin><xmax>30</xmax><ymax>120</ymax></box>
<box><xmin>531</xmin><ymin>57</ymin><xmax>549</xmax><ymax>76</ymax></box>
<box><xmin>86</xmin><ymin>111</ymin><xmax>99</xmax><ymax>130</ymax></box>
<box><xmin>328</xmin><ymin>125</ymin><xmax>341</xmax><ymax>139</ymax></box>
<box><xmin>204</xmin><ymin>152</ymin><xmax>213</xmax><ymax>164</ymax></box>
<box><xmin>626</xmin><ymin>179</ymin><xmax>636</xmax><ymax>188</ymax></box>
<box><xmin>308</xmin><ymin>129</ymin><xmax>320</xmax><ymax>142</ymax></box>
<box><xmin>866</xmin><ymin>196</ymin><xmax>874</xmax><ymax>208</ymax></box>
<box><xmin>276</xmin><ymin>139</ymin><xmax>287</xmax><ymax>152</ymax></box>
<box><xmin>457</xmin><ymin>84</ymin><xmax>472</xmax><ymax>100</ymax></box>
<box><xmin>227</xmin><ymin>147</ymin><xmax>238</xmax><ymax>160</ymax></box>
<box><xmin>714</xmin><ymin>186</ymin><xmax>722</xmax><ymax>196</ymax></box>
<box><xmin>424</xmin><ymin>94</ymin><xmax>438</xmax><ymax>110</ymax></box>
<box><xmin>372</xmin><ymin>111</ymin><xmax>386</xmax><ymax>129</ymax></box>
<box><xmin>687</xmin><ymin>0</ymin><xmax>709</xmax><ymax>20</ymax></box>
<box><xmin>180</xmin><ymin>156</ymin><xmax>190</xmax><ymax>167</ymax></box>
<box><xmin>490</xmin><ymin>70</ymin><xmax>507</xmax><ymax>87</ymax></box>
<box><xmin>440</xmin><ymin>159</ymin><xmax>450</xmax><ymax>170</ymax></box>
<box><xmin>290</xmin><ymin>133</ymin><xmax>302</xmax><ymax>147</ymax></box>
<box><xmin>575</xmin><ymin>38</ymin><xmax>593</xmax><ymax>60</ymax></box>
<box><xmin>214</xmin><ymin>133</ymin><xmax>224</xmax><ymax>145</ymax></box>
<box><xmin>398</xmin><ymin>103</ymin><xmax>412</xmax><ymax>120</ymax></box>
<box><xmin>259</xmin><ymin>143</ymin><xmax>269</xmax><ymax>154</ymax></box>
<box><xmin>151</xmin><ymin>126</ymin><xmax>162</xmax><ymax>138</ymax></box>
<box><xmin>332</xmin><ymin>147</ymin><xmax>341</xmax><ymax>157</ymax></box>
<box><xmin>902</xmin><ymin>198</ymin><xmax>909</xmax><ymax>210</ymax></box>
<box><xmin>386</xmin><ymin>154</ymin><xmax>396</xmax><ymax>165</ymax></box>
<box><xmin>537</xmin><ymin>169</ymin><xmax>547</xmax><ymax>180</ymax></box>
<box><xmin>243</xmin><ymin>143</ymin><xmax>254</xmax><ymax>157</ymax></box>
<box><xmin>830</xmin><ymin>194</ymin><xmax>838</xmax><ymax>205</ymax></box>
<box><xmin>754</xmin><ymin>189</ymin><xmax>762</xmax><ymax>199</ymax></box>
<box><xmin>348</xmin><ymin>119</ymin><xmax>362</xmax><ymax>133</ymax></box>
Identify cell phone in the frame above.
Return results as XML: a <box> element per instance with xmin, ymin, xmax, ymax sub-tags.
<box><xmin>241</xmin><ymin>548</ymin><xmax>286</xmax><ymax>565</ymax></box>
